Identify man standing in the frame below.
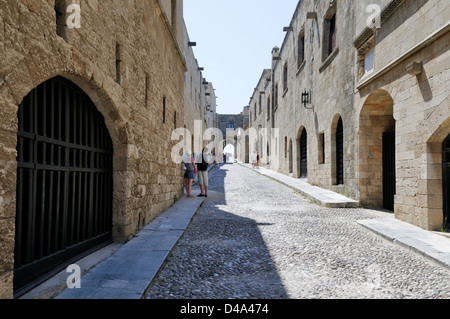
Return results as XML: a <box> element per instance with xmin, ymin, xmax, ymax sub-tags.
<box><xmin>197</xmin><ymin>147</ymin><xmax>211</xmax><ymax>198</ymax></box>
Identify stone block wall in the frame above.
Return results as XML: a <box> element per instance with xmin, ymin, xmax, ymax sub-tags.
<box><xmin>243</xmin><ymin>0</ymin><xmax>449</xmax><ymax>233</ymax></box>
<box><xmin>355</xmin><ymin>0</ymin><xmax>450</xmax><ymax>229</ymax></box>
<box><xmin>0</xmin><ymin>0</ymin><xmax>186</xmax><ymax>298</ymax></box>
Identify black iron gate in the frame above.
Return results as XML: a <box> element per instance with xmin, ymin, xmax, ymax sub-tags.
<box><xmin>336</xmin><ymin>117</ymin><xmax>344</xmax><ymax>185</ymax></box>
<box><xmin>300</xmin><ymin>130</ymin><xmax>307</xmax><ymax>178</ymax></box>
<box><xmin>382</xmin><ymin>131</ymin><xmax>395</xmax><ymax>211</ymax></box>
<box><xmin>443</xmin><ymin>134</ymin><xmax>450</xmax><ymax>228</ymax></box>
<box><xmin>14</xmin><ymin>77</ymin><xmax>113</xmax><ymax>295</ymax></box>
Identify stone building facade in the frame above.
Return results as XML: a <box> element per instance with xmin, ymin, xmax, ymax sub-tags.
<box><xmin>183</xmin><ymin>23</ymin><xmax>206</xmax><ymax>154</ymax></box>
<box><xmin>239</xmin><ymin>0</ymin><xmax>449</xmax><ymax>232</ymax></box>
<box><xmin>0</xmin><ymin>0</ymin><xmax>204</xmax><ymax>298</ymax></box>
<box><xmin>183</xmin><ymin>24</ymin><xmax>217</xmax><ymax>158</ymax></box>
<box><xmin>205</xmin><ymin>82</ymin><xmax>217</xmax><ymax>130</ymax></box>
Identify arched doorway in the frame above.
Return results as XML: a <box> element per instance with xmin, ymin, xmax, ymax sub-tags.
<box><xmin>14</xmin><ymin>76</ymin><xmax>113</xmax><ymax>294</ymax></box>
<box><xmin>299</xmin><ymin>129</ymin><xmax>308</xmax><ymax>178</ymax></box>
<box><xmin>359</xmin><ymin>89</ymin><xmax>395</xmax><ymax>211</ymax></box>
<box><xmin>336</xmin><ymin>117</ymin><xmax>344</xmax><ymax>185</ymax></box>
<box><xmin>443</xmin><ymin>134</ymin><xmax>450</xmax><ymax>228</ymax></box>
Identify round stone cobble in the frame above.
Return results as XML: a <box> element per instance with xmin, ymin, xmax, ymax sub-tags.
<box><xmin>145</xmin><ymin>163</ymin><xmax>450</xmax><ymax>299</ymax></box>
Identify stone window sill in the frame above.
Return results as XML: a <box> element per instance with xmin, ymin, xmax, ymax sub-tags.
<box><xmin>319</xmin><ymin>47</ymin><xmax>339</xmax><ymax>73</ymax></box>
<box><xmin>296</xmin><ymin>61</ymin><xmax>306</xmax><ymax>76</ymax></box>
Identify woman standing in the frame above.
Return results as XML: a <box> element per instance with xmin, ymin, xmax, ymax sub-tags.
<box><xmin>184</xmin><ymin>150</ymin><xmax>197</xmax><ymax>198</ymax></box>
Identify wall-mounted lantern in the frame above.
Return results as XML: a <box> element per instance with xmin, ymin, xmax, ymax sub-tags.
<box><xmin>302</xmin><ymin>90</ymin><xmax>313</xmax><ymax>109</ymax></box>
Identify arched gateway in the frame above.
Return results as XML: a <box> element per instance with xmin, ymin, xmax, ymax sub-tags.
<box><xmin>14</xmin><ymin>77</ymin><xmax>114</xmax><ymax>294</ymax></box>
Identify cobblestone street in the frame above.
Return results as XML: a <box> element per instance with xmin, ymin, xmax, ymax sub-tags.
<box><xmin>145</xmin><ymin>163</ymin><xmax>450</xmax><ymax>299</ymax></box>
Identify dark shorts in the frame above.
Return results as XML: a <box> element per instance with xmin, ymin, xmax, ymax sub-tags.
<box><xmin>184</xmin><ymin>170</ymin><xmax>195</xmax><ymax>179</ymax></box>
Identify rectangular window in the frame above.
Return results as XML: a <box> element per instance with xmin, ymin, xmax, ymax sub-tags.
<box><xmin>174</xmin><ymin>111</ymin><xmax>177</xmax><ymax>129</ymax></box>
<box><xmin>163</xmin><ymin>97</ymin><xmax>166</xmax><ymax>124</ymax></box>
<box><xmin>328</xmin><ymin>14</ymin><xmax>336</xmax><ymax>56</ymax></box>
<box><xmin>55</xmin><ymin>0</ymin><xmax>67</xmax><ymax>41</ymax></box>
<box><xmin>285</xmin><ymin>137</ymin><xmax>288</xmax><ymax>158</ymax></box>
<box><xmin>298</xmin><ymin>31</ymin><xmax>305</xmax><ymax>68</ymax></box>
<box><xmin>274</xmin><ymin>84</ymin><xmax>279</xmax><ymax>109</ymax></box>
<box><xmin>115</xmin><ymin>42</ymin><xmax>122</xmax><ymax>85</ymax></box>
<box><xmin>364</xmin><ymin>49</ymin><xmax>374</xmax><ymax>74</ymax></box>
<box><xmin>319</xmin><ymin>132</ymin><xmax>325</xmax><ymax>164</ymax></box>
<box><xmin>171</xmin><ymin>0</ymin><xmax>177</xmax><ymax>31</ymax></box>
<box><xmin>259</xmin><ymin>94</ymin><xmax>262</xmax><ymax>114</ymax></box>
<box><xmin>283</xmin><ymin>63</ymin><xmax>288</xmax><ymax>93</ymax></box>
<box><xmin>356</xmin><ymin>35</ymin><xmax>375</xmax><ymax>80</ymax></box>
<box><xmin>322</xmin><ymin>4</ymin><xmax>337</xmax><ymax>62</ymax></box>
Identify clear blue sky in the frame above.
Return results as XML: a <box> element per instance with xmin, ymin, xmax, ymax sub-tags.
<box><xmin>184</xmin><ymin>0</ymin><xmax>300</xmax><ymax>115</ymax></box>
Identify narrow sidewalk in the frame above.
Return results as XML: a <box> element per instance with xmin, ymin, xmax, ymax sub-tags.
<box><xmin>53</xmin><ymin>164</ymin><xmax>216</xmax><ymax>299</ymax></box>
<box><xmin>238</xmin><ymin>161</ymin><xmax>359</xmax><ymax>208</ymax></box>
<box><xmin>358</xmin><ymin>217</ymin><xmax>450</xmax><ymax>270</ymax></box>
<box><xmin>54</xmin><ymin>195</ymin><xmax>204</xmax><ymax>299</ymax></box>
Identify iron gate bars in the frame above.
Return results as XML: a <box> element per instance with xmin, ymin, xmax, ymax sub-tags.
<box><xmin>14</xmin><ymin>76</ymin><xmax>113</xmax><ymax>295</ymax></box>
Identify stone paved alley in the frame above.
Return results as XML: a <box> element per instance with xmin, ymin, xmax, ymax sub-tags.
<box><xmin>145</xmin><ymin>163</ymin><xmax>450</xmax><ymax>299</ymax></box>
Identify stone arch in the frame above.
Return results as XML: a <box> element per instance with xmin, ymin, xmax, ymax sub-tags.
<box><xmin>358</xmin><ymin>89</ymin><xmax>395</xmax><ymax>210</ymax></box>
<box><xmin>6</xmin><ymin>54</ymin><xmax>132</xmax><ymax>255</ymax></box>
<box><xmin>425</xmin><ymin>116</ymin><xmax>450</xmax><ymax>230</ymax></box>
<box><xmin>0</xmin><ymin>42</ymin><xmax>137</xmax><ymax>297</ymax></box>
<box><xmin>13</xmin><ymin>75</ymin><xmax>123</xmax><ymax>295</ymax></box>
<box><xmin>331</xmin><ymin>114</ymin><xmax>344</xmax><ymax>185</ymax></box>
<box><xmin>296</xmin><ymin>126</ymin><xmax>307</xmax><ymax>178</ymax></box>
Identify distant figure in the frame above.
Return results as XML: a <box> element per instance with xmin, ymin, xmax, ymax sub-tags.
<box><xmin>251</xmin><ymin>151</ymin><xmax>257</xmax><ymax>168</ymax></box>
<box><xmin>257</xmin><ymin>152</ymin><xmax>260</xmax><ymax>168</ymax></box>
<box><xmin>197</xmin><ymin>147</ymin><xmax>211</xmax><ymax>198</ymax></box>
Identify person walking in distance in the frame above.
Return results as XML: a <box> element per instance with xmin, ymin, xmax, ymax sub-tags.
<box><xmin>197</xmin><ymin>147</ymin><xmax>211</xmax><ymax>198</ymax></box>
<box><xmin>257</xmin><ymin>152</ymin><xmax>260</xmax><ymax>169</ymax></box>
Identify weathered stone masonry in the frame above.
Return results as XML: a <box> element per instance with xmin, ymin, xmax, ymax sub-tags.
<box><xmin>239</xmin><ymin>0</ymin><xmax>449</xmax><ymax>234</ymax></box>
<box><xmin>0</xmin><ymin>0</ymin><xmax>187</xmax><ymax>298</ymax></box>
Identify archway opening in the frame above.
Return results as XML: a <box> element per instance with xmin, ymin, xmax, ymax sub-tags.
<box><xmin>297</xmin><ymin>129</ymin><xmax>307</xmax><ymax>178</ymax></box>
<box><xmin>359</xmin><ymin>89</ymin><xmax>395</xmax><ymax>211</ymax></box>
<box><xmin>336</xmin><ymin>117</ymin><xmax>344</xmax><ymax>185</ymax></box>
<box><xmin>224</xmin><ymin>144</ymin><xmax>235</xmax><ymax>163</ymax></box>
<box><xmin>14</xmin><ymin>76</ymin><xmax>114</xmax><ymax>296</ymax></box>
